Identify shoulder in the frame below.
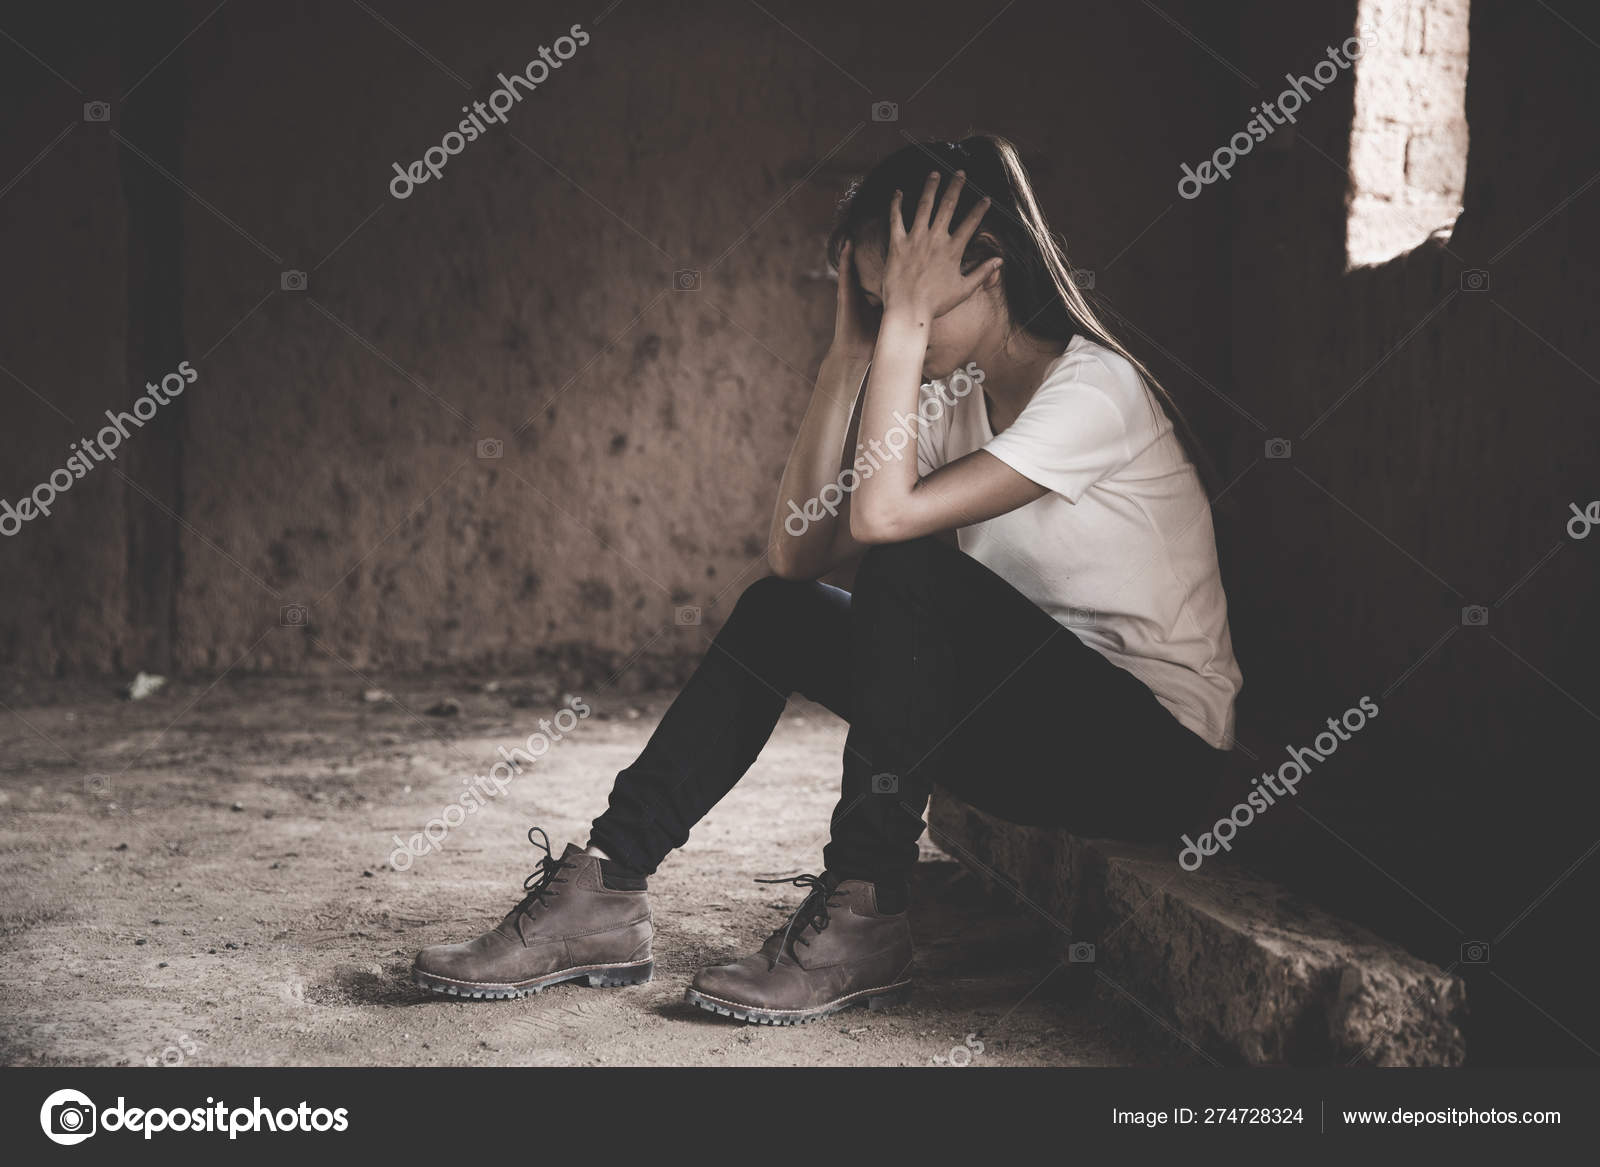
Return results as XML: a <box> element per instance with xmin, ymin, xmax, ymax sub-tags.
<box><xmin>1033</xmin><ymin>336</ymin><xmax>1148</xmax><ymax>422</ymax></box>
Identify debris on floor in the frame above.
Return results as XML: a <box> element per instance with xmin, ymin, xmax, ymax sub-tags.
<box><xmin>122</xmin><ymin>672</ymin><xmax>166</xmax><ymax>701</ymax></box>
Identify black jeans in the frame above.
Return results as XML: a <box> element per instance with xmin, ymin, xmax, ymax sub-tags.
<box><xmin>589</xmin><ymin>536</ymin><xmax>1223</xmax><ymax>890</ymax></box>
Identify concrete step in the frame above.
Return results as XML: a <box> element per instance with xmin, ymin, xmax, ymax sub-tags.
<box><xmin>927</xmin><ymin>791</ymin><xmax>1467</xmax><ymax>1066</ymax></box>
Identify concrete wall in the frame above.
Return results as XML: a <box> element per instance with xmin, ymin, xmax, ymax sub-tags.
<box><xmin>1</xmin><ymin>0</ymin><xmax>1231</xmax><ymax>684</ymax></box>
<box><xmin>0</xmin><ymin>17</ymin><xmax>132</xmax><ymax>674</ymax></box>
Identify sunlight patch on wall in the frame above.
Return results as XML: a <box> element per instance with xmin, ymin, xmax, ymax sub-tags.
<box><xmin>1346</xmin><ymin>0</ymin><xmax>1470</xmax><ymax>268</ymax></box>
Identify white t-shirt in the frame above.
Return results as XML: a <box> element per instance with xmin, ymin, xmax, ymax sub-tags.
<box><xmin>916</xmin><ymin>334</ymin><xmax>1241</xmax><ymax>748</ymax></box>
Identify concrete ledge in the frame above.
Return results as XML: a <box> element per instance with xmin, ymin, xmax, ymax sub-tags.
<box><xmin>927</xmin><ymin>792</ymin><xmax>1467</xmax><ymax>1066</ymax></box>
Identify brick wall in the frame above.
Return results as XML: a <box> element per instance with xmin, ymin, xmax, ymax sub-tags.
<box><xmin>1347</xmin><ymin>0</ymin><xmax>1471</xmax><ymax>264</ymax></box>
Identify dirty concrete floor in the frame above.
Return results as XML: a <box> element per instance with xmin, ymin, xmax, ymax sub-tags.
<box><xmin>0</xmin><ymin>676</ymin><xmax>1192</xmax><ymax>1068</ymax></box>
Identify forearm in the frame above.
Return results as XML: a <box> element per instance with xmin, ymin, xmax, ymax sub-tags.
<box><xmin>851</xmin><ymin>309</ymin><xmax>1050</xmax><ymax>543</ymax></box>
<box><xmin>851</xmin><ymin>310</ymin><xmax>929</xmax><ymax>540</ymax></box>
<box><xmin>841</xmin><ymin>172</ymin><xmax>1037</xmax><ymax>544</ymax></box>
<box><xmin>768</xmin><ymin>351</ymin><xmax>870</xmax><ymax>578</ymax></box>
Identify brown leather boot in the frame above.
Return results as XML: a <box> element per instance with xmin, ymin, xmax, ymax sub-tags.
<box><xmin>413</xmin><ymin>829</ymin><xmax>652</xmax><ymax>999</ymax></box>
<box><xmin>685</xmin><ymin>873</ymin><xmax>912</xmax><ymax>1025</ymax></box>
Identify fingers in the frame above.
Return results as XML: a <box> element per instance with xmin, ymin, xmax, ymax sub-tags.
<box><xmin>954</xmin><ymin>193</ymin><xmax>992</xmax><ymax>247</ymax></box>
<box><xmin>958</xmin><ymin>256</ymin><xmax>1004</xmax><ymax>299</ymax></box>
<box><xmin>933</xmin><ymin>170</ymin><xmax>967</xmax><ymax>232</ymax></box>
<box><xmin>917</xmin><ymin>169</ymin><xmax>988</xmax><ymax>240</ymax></box>
<box><xmin>914</xmin><ymin>169</ymin><xmax>941</xmax><ymax>230</ymax></box>
<box><xmin>888</xmin><ymin>189</ymin><xmax>906</xmax><ymax>239</ymax></box>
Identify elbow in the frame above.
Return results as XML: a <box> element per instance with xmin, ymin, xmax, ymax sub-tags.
<box><xmin>769</xmin><ymin>556</ymin><xmax>812</xmax><ymax>582</ymax></box>
<box><xmin>767</xmin><ymin>543</ymin><xmax>816</xmax><ymax>581</ymax></box>
<box><xmin>849</xmin><ymin>502</ymin><xmax>907</xmax><ymax>545</ymax></box>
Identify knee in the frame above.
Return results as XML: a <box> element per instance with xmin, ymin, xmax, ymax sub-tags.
<box><xmin>726</xmin><ymin>574</ymin><xmax>815</xmax><ymax>629</ymax></box>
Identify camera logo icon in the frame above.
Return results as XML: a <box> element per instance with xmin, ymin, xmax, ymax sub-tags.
<box><xmin>280</xmin><ymin>603</ymin><xmax>309</xmax><ymax>627</ymax></box>
<box><xmin>1070</xmin><ymin>268</ymin><xmax>1096</xmax><ymax>291</ymax></box>
<box><xmin>871</xmin><ymin>772</ymin><xmax>899</xmax><ymax>795</ymax></box>
<box><xmin>672</xmin><ymin>270</ymin><xmax>701</xmax><ymax>291</ymax></box>
<box><xmin>83</xmin><ymin>101</ymin><xmax>111</xmax><ymax>123</ymax></box>
<box><xmin>41</xmin><ymin>1088</ymin><xmax>97</xmax><ymax>1145</ymax></box>
<box><xmin>1461</xmin><ymin>605</ymin><xmax>1489</xmax><ymax>627</ymax></box>
<box><xmin>871</xmin><ymin>100</ymin><xmax>899</xmax><ymax>122</ymax></box>
<box><xmin>1459</xmin><ymin>268</ymin><xmax>1490</xmax><ymax>293</ymax></box>
<box><xmin>85</xmin><ymin>773</ymin><xmax>112</xmax><ymax>799</ymax></box>
<box><xmin>1265</xmin><ymin>438</ymin><xmax>1292</xmax><ymax>460</ymax></box>
<box><xmin>674</xmin><ymin>605</ymin><xmax>702</xmax><ymax>626</ymax></box>
<box><xmin>476</xmin><ymin>438</ymin><xmax>504</xmax><ymax>460</ymax></box>
<box><xmin>280</xmin><ymin>269</ymin><xmax>307</xmax><ymax>292</ymax></box>
<box><xmin>1065</xmin><ymin>606</ymin><xmax>1097</xmax><ymax>628</ymax></box>
<box><xmin>1460</xmin><ymin>939</ymin><xmax>1490</xmax><ymax>964</ymax></box>
<box><xmin>1068</xmin><ymin>941</ymin><xmax>1096</xmax><ymax>964</ymax></box>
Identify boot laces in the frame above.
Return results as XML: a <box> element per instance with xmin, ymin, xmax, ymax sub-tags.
<box><xmin>511</xmin><ymin>827</ymin><xmax>574</xmax><ymax>942</ymax></box>
<box><xmin>755</xmin><ymin>873</ymin><xmax>842</xmax><ymax>971</ymax></box>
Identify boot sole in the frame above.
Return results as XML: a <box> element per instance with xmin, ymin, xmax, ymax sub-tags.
<box><xmin>683</xmin><ymin>979</ymin><xmax>912</xmax><ymax>1026</ymax></box>
<box><xmin>414</xmin><ymin>958</ymin><xmax>653</xmax><ymax>1000</ymax></box>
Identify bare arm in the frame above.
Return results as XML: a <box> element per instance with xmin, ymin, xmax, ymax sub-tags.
<box><xmin>851</xmin><ymin>170</ymin><xmax>1049</xmax><ymax>544</ymax></box>
<box><xmin>769</xmin><ymin>240</ymin><xmax>887</xmax><ymax>580</ymax></box>
<box><xmin>767</xmin><ymin>351</ymin><xmax>873</xmax><ymax>579</ymax></box>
